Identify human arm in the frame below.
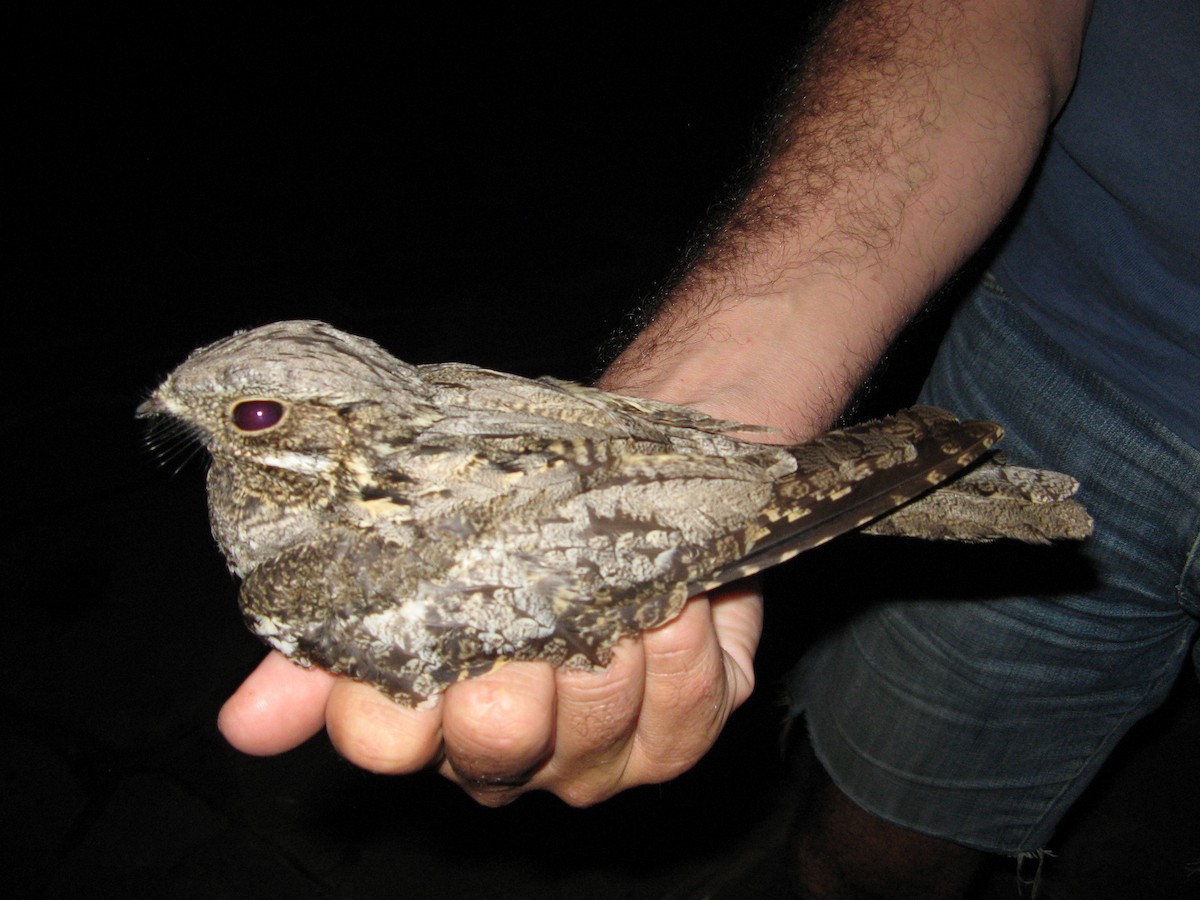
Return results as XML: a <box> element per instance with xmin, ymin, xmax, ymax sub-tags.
<box><xmin>603</xmin><ymin>0</ymin><xmax>1089</xmax><ymax>439</ymax></box>
<box><xmin>219</xmin><ymin>0</ymin><xmax>1091</xmax><ymax>805</ymax></box>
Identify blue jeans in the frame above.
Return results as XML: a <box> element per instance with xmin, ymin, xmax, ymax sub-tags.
<box><xmin>788</xmin><ymin>276</ymin><xmax>1200</xmax><ymax>853</ymax></box>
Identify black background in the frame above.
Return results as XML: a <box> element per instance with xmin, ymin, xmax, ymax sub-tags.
<box><xmin>5</xmin><ymin>6</ymin><xmax>1197</xmax><ymax>898</ymax></box>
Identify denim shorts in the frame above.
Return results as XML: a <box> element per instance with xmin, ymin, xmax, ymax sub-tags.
<box><xmin>788</xmin><ymin>276</ymin><xmax>1200</xmax><ymax>853</ymax></box>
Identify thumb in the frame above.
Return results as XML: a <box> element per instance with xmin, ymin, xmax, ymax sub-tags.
<box><xmin>219</xmin><ymin>651</ymin><xmax>335</xmax><ymax>755</ymax></box>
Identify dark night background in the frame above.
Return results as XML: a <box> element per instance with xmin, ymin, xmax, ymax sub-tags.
<box><xmin>5</xmin><ymin>6</ymin><xmax>1197</xmax><ymax>898</ymax></box>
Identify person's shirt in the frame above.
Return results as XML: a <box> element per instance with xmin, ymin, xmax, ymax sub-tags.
<box><xmin>992</xmin><ymin>0</ymin><xmax>1199</xmax><ymax>448</ymax></box>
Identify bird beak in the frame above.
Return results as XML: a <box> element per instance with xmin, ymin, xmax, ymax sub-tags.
<box><xmin>136</xmin><ymin>390</ymin><xmax>170</xmax><ymax>419</ymax></box>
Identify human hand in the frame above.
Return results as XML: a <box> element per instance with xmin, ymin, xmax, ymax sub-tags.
<box><xmin>219</xmin><ymin>579</ymin><xmax>762</xmax><ymax>806</ymax></box>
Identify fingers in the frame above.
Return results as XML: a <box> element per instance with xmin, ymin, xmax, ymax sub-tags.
<box><xmin>531</xmin><ymin>584</ymin><xmax>763</xmax><ymax>807</ymax></box>
<box><xmin>219</xmin><ymin>650</ymin><xmax>445</xmax><ymax>774</ymax></box>
<box><xmin>221</xmin><ymin>584</ymin><xmax>764</xmax><ymax>808</ymax></box>
<box><xmin>218</xmin><ymin>650</ymin><xmax>335</xmax><ymax>755</ymax></box>
<box><xmin>325</xmin><ymin>679</ymin><xmax>444</xmax><ymax>774</ymax></box>
<box><xmin>620</xmin><ymin>593</ymin><xmax>743</xmax><ymax>784</ymax></box>
<box><xmin>528</xmin><ymin>639</ymin><xmax>648</xmax><ymax>806</ymax></box>
<box><xmin>434</xmin><ymin>661</ymin><xmax>558</xmax><ymax>806</ymax></box>
<box><xmin>550</xmin><ymin>582</ymin><xmax>762</xmax><ymax>799</ymax></box>
<box><xmin>708</xmin><ymin>578</ymin><xmax>764</xmax><ymax>706</ymax></box>
<box><xmin>356</xmin><ymin>586</ymin><xmax>762</xmax><ymax>806</ymax></box>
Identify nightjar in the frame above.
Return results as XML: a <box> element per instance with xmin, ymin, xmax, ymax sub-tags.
<box><xmin>139</xmin><ymin>320</ymin><xmax>1091</xmax><ymax>705</ymax></box>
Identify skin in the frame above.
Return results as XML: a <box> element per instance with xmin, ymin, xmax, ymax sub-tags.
<box><xmin>221</xmin><ymin>1</ymin><xmax>1092</xmax><ymax>895</ymax></box>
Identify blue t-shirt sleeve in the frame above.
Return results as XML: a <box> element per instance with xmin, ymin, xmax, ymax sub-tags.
<box><xmin>991</xmin><ymin>0</ymin><xmax>1200</xmax><ymax>448</ymax></box>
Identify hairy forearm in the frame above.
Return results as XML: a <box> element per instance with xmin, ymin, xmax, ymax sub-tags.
<box><xmin>600</xmin><ymin>0</ymin><xmax>1089</xmax><ymax>440</ymax></box>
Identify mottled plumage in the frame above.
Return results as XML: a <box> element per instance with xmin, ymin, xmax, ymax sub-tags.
<box><xmin>139</xmin><ymin>320</ymin><xmax>1091</xmax><ymax>704</ymax></box>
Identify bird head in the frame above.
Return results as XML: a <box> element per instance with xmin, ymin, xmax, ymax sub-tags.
<box><xmin>138</xmin><ymin>319</ymin><xmax>436</xmax><ymax>573</ymax></box>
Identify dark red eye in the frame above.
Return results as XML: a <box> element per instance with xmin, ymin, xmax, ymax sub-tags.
<box><xmin>231</xmin><ymin>399</ymin><xmax>285</xmax><ymax>432</ymax></box>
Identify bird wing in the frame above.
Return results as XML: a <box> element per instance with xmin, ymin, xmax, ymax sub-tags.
<box><xmin>474</xmin><ymin>407</ymin><xmax>1004</xmax><ymax>668</ymax></box>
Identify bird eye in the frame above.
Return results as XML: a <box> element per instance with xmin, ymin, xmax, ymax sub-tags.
<box><xmin>231</xmin><ymin>399</ymin><xmax>286</xmax><ymax>432</ymax></box>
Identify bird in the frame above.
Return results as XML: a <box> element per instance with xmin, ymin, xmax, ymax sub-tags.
<box><xmin>139</xmin><ymin>320</ymin><xmax>1091</xmax><ymax>705</ymax></box>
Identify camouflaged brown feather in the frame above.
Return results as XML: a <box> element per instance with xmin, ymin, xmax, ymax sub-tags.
<box><xmin>140</xmin><ymin>320</ymin><xmax>1091</xmax><ymax>704</ymax></box>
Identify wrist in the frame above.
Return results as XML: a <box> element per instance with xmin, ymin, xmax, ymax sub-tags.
<box><xmin>598</xmin><ymin>280</ymin><xmax>901</xmax><ymax>443</ymax></box>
